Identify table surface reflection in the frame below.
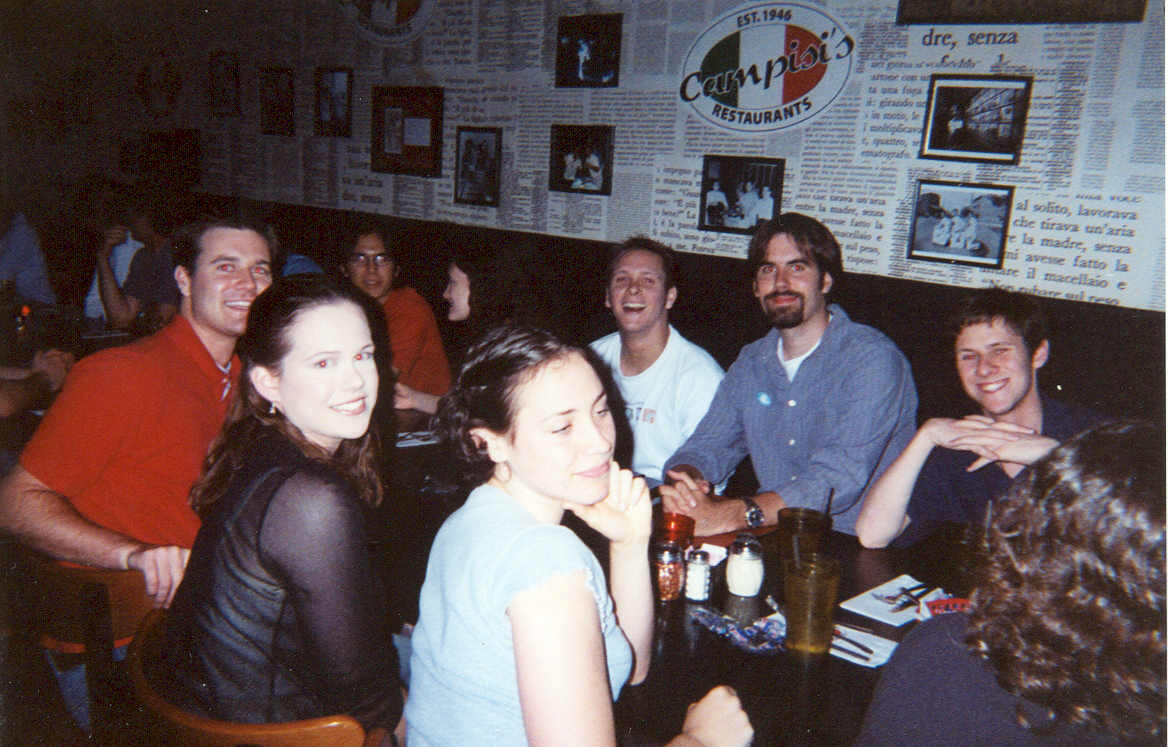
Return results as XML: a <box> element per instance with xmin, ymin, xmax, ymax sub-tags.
<box><xmin>616</xmin><ymin>525</ymin><xmax>974</xmax><ymax>746</ymax></box>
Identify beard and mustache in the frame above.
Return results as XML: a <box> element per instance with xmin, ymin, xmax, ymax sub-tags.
<box><xmin>762</xmin><ymin>290</ymin><xmax>806</xmax><ymax>329</ymax></box>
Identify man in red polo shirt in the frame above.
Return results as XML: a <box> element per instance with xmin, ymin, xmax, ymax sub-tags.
<box><xmin>342</xmin><ymin>226</ymin><xmax>450</xmax><ymax>400</ymax></box>
<box><xmin>0</xmin><ymin>218</ymin><xmax>274</xmax><ymax>608</ymax></box>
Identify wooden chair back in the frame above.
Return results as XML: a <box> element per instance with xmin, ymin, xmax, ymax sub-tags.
<box><xmin>126</xmin><ymin>609</ymin><xmax>369</xmax><ymax>746</ymax></box>
<box><xmin>22</xmin><ymin>552</ymin><xmax>156</xmax><ymax>743</ymax></box>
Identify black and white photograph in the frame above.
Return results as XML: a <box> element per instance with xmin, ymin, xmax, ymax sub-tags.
<box><xmin>315</xmin><ymin>67</ymin><xmax>352</xmax><ymax>137</ymax></box>
<box><xmin>698</xmin><ymin>155</ymin><xmax>784</xmax><ymax>234</ymax></box>
<box><xmin>555</xmin><ymin>14</ymin><xmax>622</xmax><ymax>88</ymax></box>
<box><xmin>207</xmin><ymin>52</ymin><xmax>239</xmax><ymax>115</ymax></box>
<box><xmin>908</xmin><ymin>180</ymin><xmax>1013</xmax><ymax>269</ymax></box>
<box><xmin>920</xmin><ymin>75</ymin><xmax>1032</xmax><ymax>164</ymax></box>
<box><xmin>259</xmin><ymin>67</ymin><xmax>294</xmax><ymax>136</ymax></box>
<box><xmin>455</xmin><ymin>127</ymin><xmax>502</xmax><ymax>206</ymax></box>
<box><xmin>548</xmin><ymin>125</ymin><xmax>614</xmax><ymax>195</ymax></box>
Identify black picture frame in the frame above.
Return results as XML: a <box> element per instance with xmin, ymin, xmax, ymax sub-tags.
<box><xmin>908</xmin><ymin>179</ymin><xmax>1014</xmax><ymax>270</ymax></box>
<box><xmin>697</xmin><ymin>155</ymin><xmax>784</xmax><ymax>234</ymax></box>
<box><xmin>315</xmin><ymin>67</ymin><xmax>352</xmax><ymax>137</ymax></box>
<box><xmin>455</xmin><ymin>127</ymin><xmax>502</xmax><ymax>206</ymax></box>
<box><xmin>920</xmin><ymin>75</ymin><xmax>1032</xmax><ymax>165</ymax></box>
<box><xmin>898</xmin><ymin>0</ymin><xmax>1145</xmax><ymax>24</ymax></box>
<box><xmin>371</xmin><ymin>86</ymin><xmax>444</xmax><ymax>177</ymax></box>
<box><xmin>259</xmin><ymin>67</ymin><xmax>295</xmax><ymax>136</ymax></box>
<box><xmin>555</xmin><ymin>13</ymin><xmax>623</xmax><ymax>88</ymax></box>
<box><xmin>548</xmin><ymin>124</ymin><xmax>614</xmax><ymax>196</ymax></box>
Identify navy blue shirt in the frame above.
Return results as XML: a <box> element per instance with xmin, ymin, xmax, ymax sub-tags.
<box><xmin>897</xmin><ymin>397</ymin><xmax>1101</xmax><ymax>547</ymax></box>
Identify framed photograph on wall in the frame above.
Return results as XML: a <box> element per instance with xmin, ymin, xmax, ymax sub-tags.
<box><xmin>908</xmin><ymin>180</ymin><xmax>1014</xmax><ymax>269</ymax></box>
<box><xmin>207</xmin><ymin>52</ymin><xmax>239</xmax><ymax>115</ymax></box>
<box><xmin>555</xmin><ymin>13</ymin><xmax>623</xmax><ymax>88</ymax></box>
<box><xmin>371</xmin><ymin>86</ymin><xmax>443</xmax><ymax>176</ymax></box>
<box><xmin>548</xmin><ymin>124</ymin><xmax>614</xmax><ymax>195</ymax></box>
<box><xmin>697</xmin><ymin>155</ymin><xmax>784</xmax><ymax>234</ymax></box>
<box><xmin>259</xmin><ymin>67</ymin><xmax>295</xmax><ymax>136</ymax></box>
<box><xmin>920</xmin><ymin>75</ymin><xmax>1032</xmax><ymax>164</ymax></box>
<box><xmin>315</xmin><ymin>67</ymin><xmax>352</xmax><ymax>137</ymax></box>
<box><xmin>898</xmin><ymin>0</ymin><xmax>1145</xmax><ymax>24</ymax></box>
<box><xmin>455</xmin><ymin>127</ymin><xmax>502</xmax><ymax>206</ymax></box>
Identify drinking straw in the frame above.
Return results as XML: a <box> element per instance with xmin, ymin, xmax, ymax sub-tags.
<box><xmin>824</xmin><ymin>486</ymin><xmax>834</xmax><ymax>518</ymax></box>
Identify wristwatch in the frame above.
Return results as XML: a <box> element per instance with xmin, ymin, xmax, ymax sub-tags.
<box><xmin>742</xmin><ymin>497</ymin><xmax>765</xmax><ymax>528</ymax></box>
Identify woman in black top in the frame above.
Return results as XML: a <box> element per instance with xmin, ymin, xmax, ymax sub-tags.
<box><xmin>162</xmin><ymin>275</ymin><xmax>402</xmax><ymax>741</ymax></box>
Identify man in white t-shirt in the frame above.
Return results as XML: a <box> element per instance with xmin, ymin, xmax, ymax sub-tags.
<box><xmin>590</xmin><ymin>237</ymin><xmax>723</xmax><ymax>487</ymax></box>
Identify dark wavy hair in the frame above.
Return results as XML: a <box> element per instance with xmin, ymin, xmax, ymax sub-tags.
<box><xmin>171</xmin><ymin>217</ymin><xmax>280</xmax><ymax>279</ymax></box>
<box><xmin>189</xmin><ymin>275</ymin><xmax>385</xmax><ymax>517</ymax></box>
<box><xmin>435</xmin><ymin>324</ymin><xmax>582</xmax><ymax>488</ymax></box>
<box><xmin>966</xmin><ymin>420</ymin><xmax>1165</xmax><ymax>740</ymax></box>
<box><xmin>948</xmin><ymin>286</ymin><xmax>1048</xmax><ymax>356</ymax></box>
<box><xmin>746</xmin><ymin>212</ymin><xmax>844</xmax><ymax>296</ymax></box>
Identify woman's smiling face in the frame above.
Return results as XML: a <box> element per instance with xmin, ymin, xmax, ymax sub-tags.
<box><xmin>254</xmin><ymin>300</ymin><xmax>378</xmax><ymax>453</ymax></box>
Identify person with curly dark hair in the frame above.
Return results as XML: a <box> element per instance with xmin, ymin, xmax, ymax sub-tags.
<box><xmin>858</xmin><ymin>420</ymin><xmax>1165</xmax><ymax>745</ymax></box>
<box><xmin>160</xmin><ymin>275</ymin><xmax>404</xmax><ymax>743</ymax></box>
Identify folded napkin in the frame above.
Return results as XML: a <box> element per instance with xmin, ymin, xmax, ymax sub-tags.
<box><xmin>829</xmin><ymin>625</ymin><xmax>897</xmax><ymax>668</ymax></box>
<box><xmin>688</xmin><ymin>543</ymin><xmax>727</xmax><ymax>566</ymax></box>
<box><xmin>839</xmin><ymin>574</ymin><xmax>947</xmax><ymax>627</ymax></box>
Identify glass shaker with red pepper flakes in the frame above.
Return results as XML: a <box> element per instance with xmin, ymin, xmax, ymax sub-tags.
<box><xmin>652</xmin><ymin>541</ymin><xmax>686</xmax><ymax>601</ymax></box>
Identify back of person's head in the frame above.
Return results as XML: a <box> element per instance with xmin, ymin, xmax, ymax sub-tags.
<box><xmin>968</xmin><ymin>420</ymin><xmax>1165</xmax><ymax>740</ymax></box>
<box><xmin>606</xmin><ymin>236</ymin><xmax>677</xmax><ymax>291</ymax></box>
<box><xmin>746</xmin><ymin>212</ymin><xmax>844</xmax><ymax>293</ymax></box>
<box><xmin>436</xmin><ymin>324</ymin><xmax>580</xmax><ymax>487</ymax></box>
<box><xmin>171</xmin><ymin>217</ymin><xmax>279</xmax><ymax>279</ymax></box>
<box><xmin>190</xmin><ymin>275</ymin><xmax>383</xmax><ymax>516</ymax></box>
<box><xmin>948</xmin><ymin>286</ymin><xmax>1047</xmax><ymax>355</ymax></box>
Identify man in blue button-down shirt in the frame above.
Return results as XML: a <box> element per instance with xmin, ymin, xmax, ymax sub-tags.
<box><xmin>661</xmin><ymin>213</ymin><xmax>917</xmax><ymax>535</ymax></box>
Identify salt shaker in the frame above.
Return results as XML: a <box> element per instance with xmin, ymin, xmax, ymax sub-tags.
<box><xmin>684</xmin><ymin>549</ymin><xmax>711</xmax><ymax>602</ymax></box>
<box><xmin>725</xmin><ymin>534</ymin><xmax>765</xmax><ymax>597</ymax></box>
<box><xmin>652</xmin><ymin>541</ymin><xmax>686</xmax><ymax>601</ymax></box>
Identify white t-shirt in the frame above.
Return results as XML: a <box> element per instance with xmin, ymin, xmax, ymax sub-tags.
<box><xmin>84</xmin><ymin>237</ymin><xmax>143</xmax><ymax>320</ymax></box>
<box><xmin>591</xmin><ymin>326</ymin><xmax>724</xmax><ymax>485</ymax></box>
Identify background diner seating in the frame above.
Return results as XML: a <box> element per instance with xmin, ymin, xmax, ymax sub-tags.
<box><xmin>127</xmin><ymin>609</ymin><xmax>381</xmax><ymax>747</ymax></box>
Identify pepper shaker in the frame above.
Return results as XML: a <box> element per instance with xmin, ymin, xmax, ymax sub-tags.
<box><xmin>684</xmin><ymin>549</ymin><xmax>711</xmax><ymax>602</ymax></box>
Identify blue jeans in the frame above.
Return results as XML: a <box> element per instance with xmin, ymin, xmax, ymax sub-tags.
<box><xmin>44</xmin><ymin>643</ymin><xmax>128</xmax><ymax>733</ymax></box>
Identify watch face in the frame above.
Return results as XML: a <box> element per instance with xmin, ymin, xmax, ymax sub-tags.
<box><xmin>745</xmin><ymin>501</ymin><xmax>764</xmax><ymax>527</ymax></box>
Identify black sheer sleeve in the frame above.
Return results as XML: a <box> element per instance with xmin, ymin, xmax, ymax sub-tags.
<box><xmin>258</xmin><ymin>469</ymin><xmax>402</xmax><ymax>732</ymax></box>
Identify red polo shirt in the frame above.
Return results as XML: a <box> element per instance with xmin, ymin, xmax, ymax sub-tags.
<box><xmin>20</xmin><ymin>316</ymin><xmax>237</xmax><ymax>548</ymax></box>
<box><xmin>382</xmin><ymin>286</ymin><xmax>451</xmax><ymax>396</ymax></box>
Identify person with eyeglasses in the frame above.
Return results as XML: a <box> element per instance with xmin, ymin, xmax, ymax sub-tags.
<box><xmin>342</xmin><ymin>226</ymin><xmax>450</xmax><ymax>404</ymax></box>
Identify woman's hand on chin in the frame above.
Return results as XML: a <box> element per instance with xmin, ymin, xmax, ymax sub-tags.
<box><xmin>566</xmin><ymin>461</ymin><xmax>651</xmax><ymax>545</ymax></box>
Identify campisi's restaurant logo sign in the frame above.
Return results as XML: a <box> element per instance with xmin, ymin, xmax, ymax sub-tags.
<box><xmin>680</xmin><ymin>3</ymin><xmax>855</xmax><ymax>132</ymax></box>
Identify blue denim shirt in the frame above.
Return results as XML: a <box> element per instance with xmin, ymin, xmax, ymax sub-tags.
<box><xmin>665</xmin><ymin>305</ymin><xmax>918</xmax><ymax>534</ymax></box>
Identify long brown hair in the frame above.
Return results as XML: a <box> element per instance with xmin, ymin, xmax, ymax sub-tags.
<box><xmin>189</xmin><ymin>275</ymin><xmax>385</xmax><ymax>517</ymax></box>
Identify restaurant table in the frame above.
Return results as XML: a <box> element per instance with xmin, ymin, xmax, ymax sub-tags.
<box><xmin>615</xmin><ymin>523</ymin><xmax>975</xmax><ymax>747</ymax></box>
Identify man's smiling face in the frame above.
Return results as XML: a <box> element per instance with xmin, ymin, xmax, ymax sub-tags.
<box><xmin>605</xmin><ymin>249</ymin><xmax>676</xmax><ymax>336</ymax></box>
